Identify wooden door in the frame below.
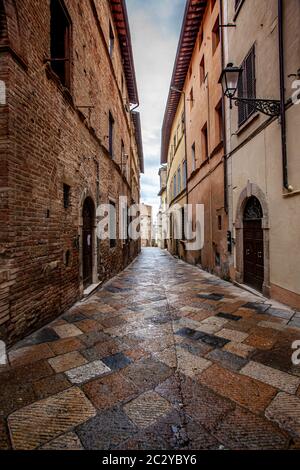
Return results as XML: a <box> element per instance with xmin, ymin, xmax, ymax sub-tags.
<box><xmin>82</xmin><ymin>198</ymin><xmax>94</xmax><ymax>288</ymax></box>
<box><xmin>243</xmin><ymin>197</ymin><xmax>264</xmax><ymax>291</ymax></box>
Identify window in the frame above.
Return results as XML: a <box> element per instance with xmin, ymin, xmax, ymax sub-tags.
<box><xmin>181</xmin><ymin>112</ymin><xmax>185</xmax><ymax>134</ymax></box>
<box><xmin>121</xmin><ymin>139</ymin><xmax>125</xmax><ymax>172</ymax></box>
<box><xmin>0</xmin><ymin>0</ymin><xmax>7</xmax><ymax>43</ymax></box>
<box><xmin>238</xmin><ymin>46</ymin><xmax>256</xmax><ymax>127</ymax></box>
<box><xmin>109</xmin><ymin>201</ymin><xmax>117</xmax><ymax>248</ymax></box>
<box><xmin>218</xmin><ymin>215</ymin><xmax>222</xmax><ymax>230</ymax></box>
<box><xmin>109</xmin><ymin>112</ymin><xmax>114</xmax><ymax>157</ymax></box>
<box><xmin>201</xmin><ymin>123</ymin><xmax>209</xmax><ymax>161</ymax></box>
<box><xmin>173</xmin><ymin>174</ymin><xmax>177</xmax><ymax>199</ymax></box>
<box><xmin>191</xmin><ymin>143</ymin><xmax>196</xmax><ymax>171</ymax></box>
<box><xmin>181</xmin><ymin>207</ymin><xmax>186</xmax><ymax>240</ymax></box>
<box><xmin>64</xmin><ymin>250</ymin><xmax>71</xmax><ymax>267</ymax></box>
<box><xmin>216</xmin><ymin>100</ymin><xmax>223</xmax><ymax>144</ymax></box>
<box><xmin>182</xmin><ymin>160</ymin><xmax>187</xmax><ymax>188</ymax></box>
<box><xmin>235</xmin><ymin>0</ymin><xmax>243</xmax><ymax>11</ymax></box>
<box><xmin>177</xmin><ymin>167</ymin><xmax>181</xmax><ymax>195</ymax></box>
<box><xmin>121</xmin><ymin>202</ymin><xmax>128</xmax><ymax>243</ymax></box>
<box><xmin>170</xmin><ymin>144</ymin><xmax>174</xmax><ymax>162</ymax></box>
<box><xmin>109</xmin><ymin>22</ymin><xmax>114</xmax><ymax>57</ymax></box>
<box><xmin>50</xmin><ymin>0</ymin><xmax>71</xmax><ymax>88</ymax></box>
<box><xmin>200</xmin><ymin>56</ymin><xmax>205</xmax><ymax>85</ymax></box>
<box><xmin>212</xmin><ymin>16</ymin><xmax>220</xmax><ymax>54</ymax></box>
<box><xmin>189</xmin><ymin>88</ymin><xmax>194</xmax><ymax>109</ymax></box>
<box><xmin>63</xmin><ymin>183</ymin><xmax>70</xmax><ymax>208</ymax></box>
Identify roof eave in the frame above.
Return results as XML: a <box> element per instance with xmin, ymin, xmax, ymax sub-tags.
<box><xmin>161</xmin><ymin>0</ymin><xmax>208</xmax><ymax>164</ymax></box>
<box><xmin>110</xmin><ymin>0</ymin><xmax>139</xmax><ymax>106</ymax></box>
<box><xmin>132</xmin><ymin>111</ymin><xmax>144</xmax><ymax>174</ymax></box>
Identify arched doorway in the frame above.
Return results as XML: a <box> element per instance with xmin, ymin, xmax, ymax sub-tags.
<box><xmin>243</xmin><ymin>196</ymin><xmax>264</xmax><ymax>292</ymax></box>
<box><xmin>82</xmin><ymin>197</ymin><xmax>94</xmax><ymax>289</ymax></box>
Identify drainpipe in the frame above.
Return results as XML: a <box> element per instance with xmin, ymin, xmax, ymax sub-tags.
<box><xmin>219</xmin><ymin>0</ymin><xmax>228</xmax><ymax>213</ymax></box>
<box><xmin>278</xmin><ymin>0</ymin><xmax>289</xmax><ymax>190</ymax></box>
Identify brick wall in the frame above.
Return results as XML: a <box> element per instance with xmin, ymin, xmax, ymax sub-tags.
<box><xmin>0</xmin><ymin>0</ymin><xmax>141</xmax><ymax>345</ymax></box>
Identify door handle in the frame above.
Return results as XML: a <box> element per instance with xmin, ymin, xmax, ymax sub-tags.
<box><xmin>258</xmin><ymin>251</ymin><xmax>263</xmax><ymax>259</ymax></box>
<box><xmin>246</xmin><ymin>249</ymin><xmax>250</xmax><ymax>256</ymax></box>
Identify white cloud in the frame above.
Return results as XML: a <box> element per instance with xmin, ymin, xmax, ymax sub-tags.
<box><xmin>127</xmin><ymin>0</ymin><xmax>186</xmax><ymax>212</ymax></box>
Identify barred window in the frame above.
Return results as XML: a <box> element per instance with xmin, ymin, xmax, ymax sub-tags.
<box><xmin>109</xmin><ymin>112</ymin><xmax>114</xmax><ymax>158</ymax></box>
<box><xmin>50</xmin><ymin>0</ymin><xmax>71</xmax><ymax>88</ymax></box>
<box><xmin>182</xmin><ymin>160</ymin><xmax>187</xmax><ymax>188</ymax></box>
<box><xmin>177</xmin><ymin>167</ymin><xmax>181</xmax><ymax>195</ymax></box>
<box><xmin>238</xmin><ymin>46</ymin><xmax>256</xmax><ymax>127</ymax></box>
<box><xmin>235</xmin><ymin>0</ymin><xmax>243</xmax><ymax>10</ymax></box>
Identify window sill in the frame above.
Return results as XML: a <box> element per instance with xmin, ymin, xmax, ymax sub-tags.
<box><xmin>188</xmin><ymin>167</ymin><xmax>200</xmax><ymax>181</ymax></box>
<box><xmin>235</xmin><ymin>111</ymin><xmax>260</xmax><ymax>136</ymax></box>
<box><xmin>233</xmin><ymin>0</ymin><xmax>246</xmax><ymax>22</ymax></box>
<box><xmin>45</xmin><ymin>63</ymin><xmax>73</xmax><ymax>105</ymax></box>
<box><xmin>200</xmin><ymin>158</ymin><xmax>210</xmax><ymax>169</ymax></box>
<box><xmin>170</xmin><ymin>188</ymin><xmax>187</xmax><ymax>204</ymax></box>
<box><xmin>173</xmin><ymin>135</ymin><xmax>184</xmax><ymax>156</ymax></box>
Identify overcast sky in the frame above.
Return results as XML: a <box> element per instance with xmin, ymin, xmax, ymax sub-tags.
<box><xmin>126</xmin><ymin>0</ymin><xmax>186</xmax><ymax>217</ymax></box>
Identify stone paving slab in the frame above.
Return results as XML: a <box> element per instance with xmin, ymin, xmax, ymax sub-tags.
<box><xmin>76</xmin><ymin>408</ymin><xmax>137</xmax><ymax>450</ymax></box>
<box><xmin>52</xmin><ymin>324</ymin><xmax>83</xmax><ymax>339</ymax></box>
<box><xmin>206</xmin><ymin>349</ymin><xmax>248</xmax><ymax>372</ymax></box>
<box><xmin>213</xmin><ymin>406</ymin><xmax>288</xmax><ymax>449</ymax></box>
<box><xmin>265</xmin><ymin>392</ymin><xmax>300</xmax><ymax>438</ymax></box>
<box><xmin>48</xmin><ymin>351</ymin><xmax>87</xmax><ymax>373</ymax></box>
<box><xmin>241</xmin><ymin>361</ymin><xmax>300</xmax><ymax>394</ymax></box>
<box><xmin>1</xmin><ymin>248</ymin><xmax>299</xmax><ymax>450</ymax></box>
<box><xmin>176</xmin><ymin>348</ymin><xmax>211</xmax><ymax>378</ymax></box>
<box><xmin>65</xmin><ymin>360</ymin><xmax>111</xmax><ymax>384</ymax></box>
<box><xmin>9</xmin><ymin>344</ymin><xmax>54</xmax><ymax>367</ymax></box>
<box><xmin>124</xmin><ymin>391</ymin><xmax>172</xmax><ymax>428</ymax></box>
<box><xmin>8</xmin><ymin>387</ymin><xmax>96</xmax><ymax>449</ymax></box>
<box><xmin>40</xmin><ymin>432</ymin><xmax>84</xmax><ymax>450</ymax></box>
<box><xmin>82</xmin><ymin>372</ymin><xmax>138</xmax><ymax>410</ymax></box>
<box><xmin>199</xmin><ymin>364</ymin><xmax>277</xmax><ymax>414</ymax></box>
<box><xmin>216</xmin><ymin>328</ymin><xmax>249</xmax><ymax>343</ymax></box>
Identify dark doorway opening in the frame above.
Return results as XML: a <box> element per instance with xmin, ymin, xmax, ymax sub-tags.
<box><xmin>243</xmin><ymin>196</ymin><xmax>264</xmax><ymax>292</ymax></box>
<box><xmin>82</xmin><ymin>197</ymin><xmax>94</xmax><ymax>289</ymax></box>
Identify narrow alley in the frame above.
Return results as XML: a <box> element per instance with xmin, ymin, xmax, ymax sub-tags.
<box><xmin>1</xmin><ymin>249</ymin><xmax>300</xmax><ymax>450</ymax></box>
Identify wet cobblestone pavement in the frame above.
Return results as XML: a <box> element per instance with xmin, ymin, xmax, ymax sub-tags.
<box><xmin>1</xmin><ymin>248</ymin><xmax>300</xmax><ymax>450</ymax></box>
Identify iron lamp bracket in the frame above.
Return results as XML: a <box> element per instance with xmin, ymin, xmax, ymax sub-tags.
<box><xmin>230</xmin><ymin>97</ymin><xmax>281</xmax><ymax>117</ymax></box>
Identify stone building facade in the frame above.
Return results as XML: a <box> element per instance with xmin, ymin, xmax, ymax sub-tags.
<box><xmin>0</xmin><ymin>0</ymin><xmax>143</xmax><ymax>345</ymax></box>
<box><xmin>222</xmin><ymin>0</ymin><xmax>300</xmax><ymax>308</ymax></box>
<box><xmin>161</xmin><ymin>0</ymin><xmax>229</xmax><ymax>277</ymax></box>
<box><xmin>157</xmin><ymin>165</ymin><xmax>167</xmax><ymax>249</ymax></box>
<box><xmin>140</xmin><ymin>203</ymin><xmax>153</xmax><ymax>248</ymax></box>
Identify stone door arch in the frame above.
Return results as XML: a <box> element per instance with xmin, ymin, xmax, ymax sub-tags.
<box><xmin>79</xmin><ymin>192</ymin><xmax>98</xmax><ymax>293</ymax></box>
<box><xmin>235</xmin><ymin>183</ymin><xmax>270</xmax><ymax>297</ymax></box>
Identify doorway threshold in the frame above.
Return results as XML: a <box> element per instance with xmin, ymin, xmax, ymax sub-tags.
<box><xmin>233</xmin><ymin>281</ymin><xmax>264</xmax><ymax>299</ymax></box>
<box><xmin>82</xmin><ymin>282</ymin><xmax>102</xmax><ymax>299</ymax></box>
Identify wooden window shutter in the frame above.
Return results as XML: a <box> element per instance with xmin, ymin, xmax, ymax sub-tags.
<box><xmin>238</xmin><ymin>45</ymin><xmax>256</xmax><ymax>127</ymax></box>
